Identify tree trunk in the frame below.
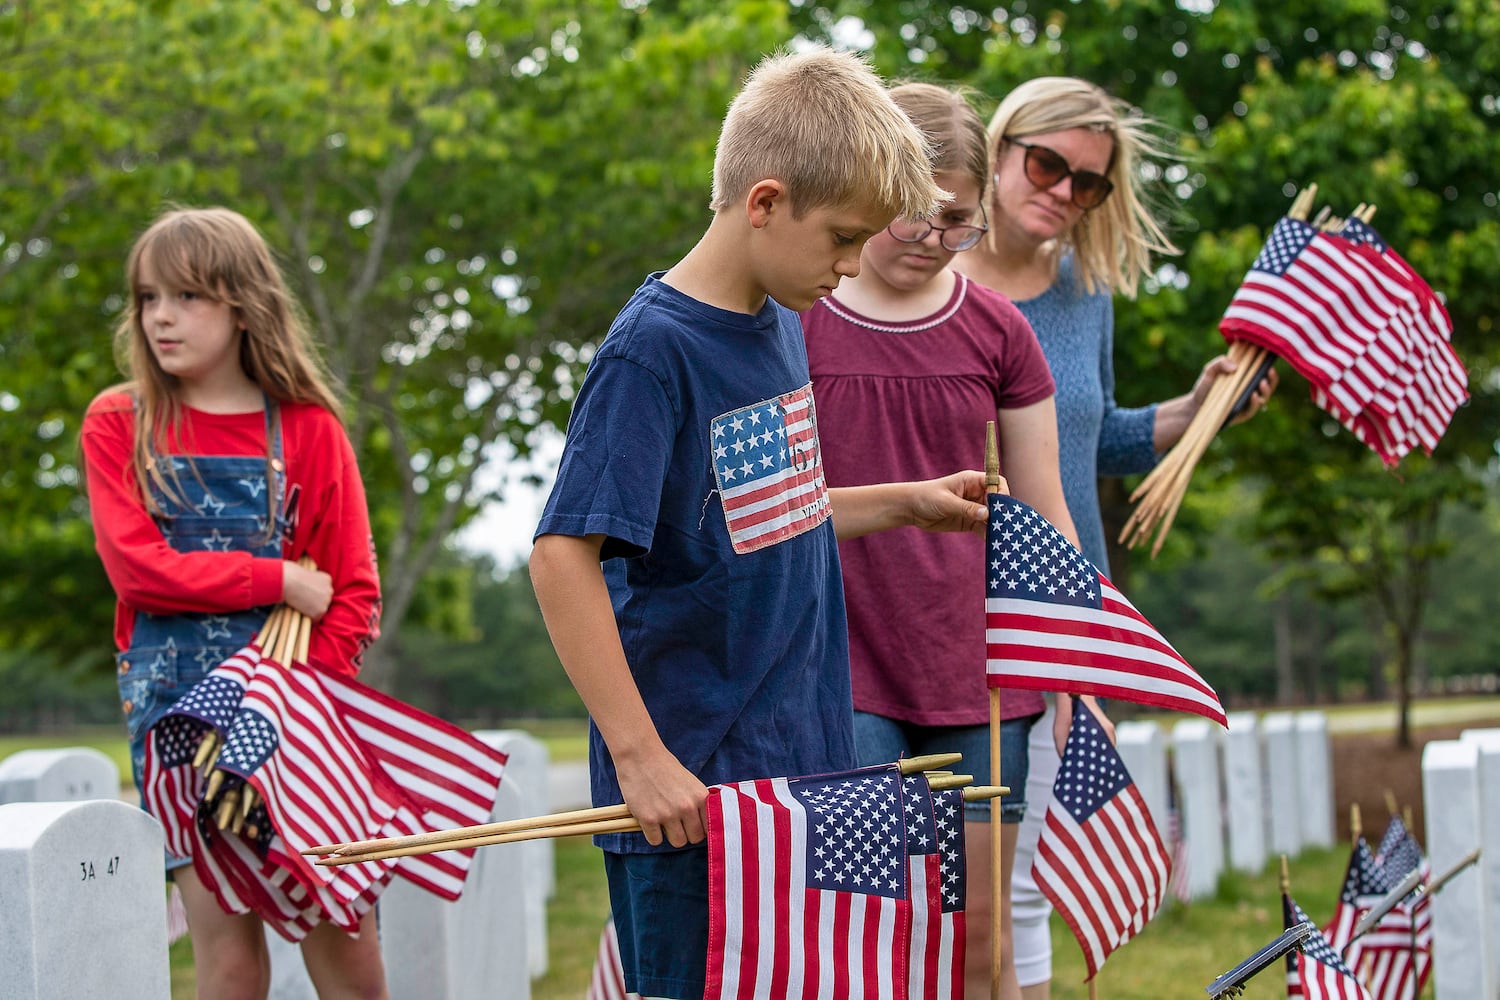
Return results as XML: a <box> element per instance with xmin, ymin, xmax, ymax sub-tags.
<box><xmin>1273</xmin><ymin>590</ymin><xmax>1297</xmax><ymax>704</ymax></box>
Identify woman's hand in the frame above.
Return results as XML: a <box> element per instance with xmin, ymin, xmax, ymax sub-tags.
<box><xmin>282</xmin><ymin>560</ymin><xmax>333</xmax><ymax>619</ymax></box>
<box><xmin>1189</xmin><ymin>354</ymin><xmax>1280</xmax><ymax>425</ymax></box>
<box><xmin>909</xmin><ymin>470</ymin><xmax>1001</xmax><ymax>535</ymax></box>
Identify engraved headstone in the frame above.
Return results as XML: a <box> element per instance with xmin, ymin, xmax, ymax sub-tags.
<box><xmin>1222</xmin><ymin>712</ymin><xmax>1267</xmax><ymax>874</ymax></box>
<box><xmin>381</xmin><ymin>773</ymin><xmax>532</xmax><ymax>1000</ymax></box>
<box><xmin>1460</xmin><ymin>727</ymin><xmax>1500</xmax><ymax>996</ymax></box>
<box><xmin>1421</xmin><ymin>739</ymin><xmax>1493</xmax><ymax>1000</ymax></box>
<box><xmin>0</xmin><ymin>747</ymin><xmax>120</xmax><ymax>805</ymax></box>
<box><xmin>0</xmin><ymin>799</ymin><xmax>170</xmax><ymax>1000</ymax></box>
<box><xmin>1115</xmin><ymin>720</ymin><xmax>1169</xmax><ymax>835</ymax></box>
<box><xmin>1259</xmin><ymin>712</ymin><xmax>1302</xmax><ymax>856</ymax></box>
<box><xmin>1293</xmin><ymin>712</ymin><xmax>1334</xmax><ymax>849</ymax></box>
<box><xmin>1172</xmin><ymin>718</ymin><xmax>1225</xmax><ymax>900</ymax></box>
<box><xmin>473</xmin><ymin>728</ymin><xmax>551</xmax><ymax>978</ymax></box>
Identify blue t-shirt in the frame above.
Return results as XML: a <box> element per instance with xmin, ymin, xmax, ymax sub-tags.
<box><xmin>535</xmin><ymin>274</ymin><xmax>854</xmax><ymax>854</ymax></box>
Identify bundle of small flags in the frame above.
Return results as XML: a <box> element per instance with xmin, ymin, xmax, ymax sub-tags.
<box><xmin>1122</xmin><ymin>184</ymin><xmax>1468</xmax><ymax>556</ymax></box>
<box><xmin>1219</xmin><ymin>195</ymin><xmax>1467</xmax><ymax>465</ymax></box>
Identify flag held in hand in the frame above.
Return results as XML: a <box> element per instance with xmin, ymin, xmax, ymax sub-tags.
<box><xmin>984</xmin><ymin>493</ymin><xmax>1225</xmax><ymax>725</ymax></box>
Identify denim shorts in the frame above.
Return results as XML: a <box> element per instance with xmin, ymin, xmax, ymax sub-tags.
<box><xmin>852</xmin><ymin>710</ymin><xmax>1043</xmax><ymax>823</ymax></box>
<box><xmin>605</xmin><ymin>847</ymin><xmax>710</xmax><ymax>1000</ymax></box>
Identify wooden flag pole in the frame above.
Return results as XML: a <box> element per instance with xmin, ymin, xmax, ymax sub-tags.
<box><xmin>985</xmin><ymin>419</ymin><xmax>1004</xmax><ymax>1000</ymax></box>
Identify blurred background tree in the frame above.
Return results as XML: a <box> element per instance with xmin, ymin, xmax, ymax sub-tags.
<box><xmin>2</xmin><ymin>0</ymin><xmax>1495</xmax><ymax>734</ymax></box>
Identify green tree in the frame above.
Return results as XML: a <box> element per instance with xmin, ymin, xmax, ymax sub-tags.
<box><xmin>793</xmin><ymin>1</ymin><xmax>1500</xmax><ymax>743</ymax></box>
<box><xmin>2</xmin><ymin>0</ymin><xmax>790</xmax><ymax>684</ymax></box>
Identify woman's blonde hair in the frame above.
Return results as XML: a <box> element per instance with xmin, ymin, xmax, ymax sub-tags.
<box><xmin>889</xmin><ymin>82</ymin><xmax>990</xmax><ymax>203</ymax></box>
<box><xmin>710</xmin><ymin>46</ymin><xmax>947</xmax><ymax>223</ymax></box>
<box><xmin>106</xmin><ymin>206</ymin><xmax>343</xmax><ymax>517</ymax></box>
<box><xmin>987</xmin><ymin>77</ymin><xmax>1179</xmax><ymax>298</ymax></box>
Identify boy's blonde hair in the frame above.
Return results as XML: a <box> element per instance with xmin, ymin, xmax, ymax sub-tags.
<box><xmin>890</xmin><ymin>82</ymin><xmax>990</xmax><ymax>202</ymax></box>
<box><xmin>106</xmin><ymin>206</ymin><xmax>343</xmax><ymax>519</ymax></box>
<box><xmin>987</xmin><ymin>77</ymin><xmax>1179</xmax><ymax>298</ymax></box>
<box><xmin>710</xmin><ymin>46</ymin><xmax>946</xmax><ymax>222</ymax></box>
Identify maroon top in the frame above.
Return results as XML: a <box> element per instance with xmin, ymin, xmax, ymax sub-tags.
<box><xmin>804</xmin><ymin>274</ymin><xmax>1055</xmax><ymax>724</ymax></box>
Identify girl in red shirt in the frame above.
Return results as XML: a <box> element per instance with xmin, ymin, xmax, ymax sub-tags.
<box><xmin>81</xmin><ymin>207</ymin><xmax>385</xmax><ymax>998</ymax></box>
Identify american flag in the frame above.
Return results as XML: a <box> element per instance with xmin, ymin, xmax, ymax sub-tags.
<box><xmin>214</xmin><ymin>651</ymin><xmax>406</xmax><ymax>932</ymax></box>
<box><xmin>711</xmin><ymin>383</ymin><xmax>831</xmax><ymax>555</ymax></box>
<box><xmin>704</xmin><ymin>765</ymin><xmax>909</xmax><ymax>1000</ymax></box>
<box><xmin>584</xmin><ymin>917</ymin><xmax>639</xmax><ymax>1000</ymax></box>
<box><xmin>902</xmin><ymin>776</ymin><xmax>965</xmax><ymax>1000</ymax></box>
<box><xmin>142</xmin><ymin>641</ymin><xmax>260</xmax><ymax>858</ymax></box>
<box><xmin>1285</xmin><ymin>893</ymin><xmax>1373</xmax><ymax>999</ymax></box>
<box><xmin>147</xmin><ymin>630</ymin><xmax>506</xmax><ymax>940</ymax></box>
<box><xmin>1033</xmin><ymin>700</ymin><xmax>1170</xmax><ymax>980</ymax></box>
<box><xmin>1323</xmin><ymin>837</ymin><xmax>1389</xmax><ymax>968</ymax></box>
<box><xmin>1360</xmin><ymin>816</ymin><xmax>1433</xmax><ymax>1000</ymax></box>
<box><xmin>983</xmin><ymin>494</ymin><xmax>1226</xmax><ymax>725</ymax></box>
<box><xmin>318</xmin><ymin>669</ymin><xmax>508</xmax><ymax>900</ymax></box>
<box><xmin>1220</xmin><ymin>215</ymin><xmax>1467</xmax><ymax>465</ymax></box>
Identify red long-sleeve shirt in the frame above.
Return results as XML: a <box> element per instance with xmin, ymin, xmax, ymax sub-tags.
<box><xmin>82</xmin><ymin>390</ymin><xmax>381</xmax><ymax>677</ymax></box>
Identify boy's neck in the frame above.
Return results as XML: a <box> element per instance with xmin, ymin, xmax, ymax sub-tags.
<box><xmin>661</xmin><ymin>214</ymin><xmax>768</xmax><ymax>315</ymax></box>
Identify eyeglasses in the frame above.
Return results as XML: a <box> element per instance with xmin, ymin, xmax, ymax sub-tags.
<box><xmin>1009</xmin><ymin>140</ymin><xmax>1115</xmax><ymax>210</ymax></box>
<box><xmin>886</xmin><ymin>202</ymin><xmax>989</xmax><ymax>252</ymax></box>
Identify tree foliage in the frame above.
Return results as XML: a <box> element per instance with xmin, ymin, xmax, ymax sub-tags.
<box><xmin>1</xmin><ymin>0</ymin><xmax>788</xmax><ymax>682</ymax></box>
<box><xmin>2</xmin><ymin>1</ymin><xmax>1497</xmax><ymax>726</ymax></box>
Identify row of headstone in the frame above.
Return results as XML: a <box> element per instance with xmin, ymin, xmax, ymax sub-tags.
<box><xmin>1114</xmin><ymin>710</ymin><xmax>1335</xmax><ymax>902</ymax></box>
<box><xmin>0</xmin><ymin>730</ymin><xmax>563</xmax><ymax>1000</ymax></box>
<box><xmin>1421</xmin><ymin>728</ymin><xmax>1500</xmax><ymax>1000</ymax></box>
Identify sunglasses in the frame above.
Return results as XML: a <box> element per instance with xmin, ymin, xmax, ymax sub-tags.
<box><xmin>1009</xmin><ymin>140</ymin><xmax>1115</xmax><ymax>210</ymax></box>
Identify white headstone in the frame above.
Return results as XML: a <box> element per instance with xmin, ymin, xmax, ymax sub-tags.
<box><xmin>1172</xmin><ymin>718</ymin><xmax>1225</xmax><ymax>900</ymax></box>
<box><xmin>268</xmin><ymin>774</ymin><xmax>534</xmax><ymax>1000</ymax></box>
<box><xmin>265</xmin><ymin>932</ymin><xmax>317</xmax><ymax>1000</ymax></box>
<box><xmin>381</xmin><ymin>773</ymin><xmax>532</xmax><ymax>1000</ymax></box>
<box><xmin>1293</xmin><ymin>712</ymin><xmax>1334</xmax><ymax>850</ymax></box>
<box><xmin>0</xmin><ymin>747</ymin><xmax>121</xmax><ymax>805</ymax></box>
<box><xmin>1259</xmin><ymin>712</ymin><xmax>1302</xmax><ymax>856</ymax></box>
<box><xmin>1459</xmin><ymin>727</ymin><xmax>1500</xmax><ymax>996</ymax></box>
<box><xmin>1115</xmin><ymin>721</ymin><xmax>1169</xmax><ymax>836</ymax></box>
<box><xmin>1221</xmin><ymin>713</ymin><xmax>1267</xmax><ymax>874</ymax></box>
<box><xmin>472</xmin><ymin>729</ymin><xmax>551</xmax><ymax>978</ymax></box>
<box><xmin>1421</xmin><ymin>739</ymin><xmax>1493</xmax><ymax>1000</ymax></box>
<box><xmin>0</xmin><ymin>799</ymin><xmax>170</xmax><ymax>1000</ymax></box>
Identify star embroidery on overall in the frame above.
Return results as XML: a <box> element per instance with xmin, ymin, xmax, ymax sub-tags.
<box><xmin>201</xmin><ymin>529</ymin><xmax>234</xmax><ymax>552</ymax></box>
<box><xmin>201</xmin><ymin>616</ymin><xmax>232</xmax><ymax>640</ymax></box>
<box><xmin>196</xmin><ymin>493</ymin><xmax>227</xmax><ymax>517</ymax></box>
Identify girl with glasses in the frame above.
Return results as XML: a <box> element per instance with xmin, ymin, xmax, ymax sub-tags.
<box><xmin>803</xmin><ymin>81</ymin><xmax>1082</xmax><ymax>1000</ymax></box>
<box><xmin>954</xmin><ymin>76</ymin><xmax>1276</xmax><ymax>1000</ymax></box>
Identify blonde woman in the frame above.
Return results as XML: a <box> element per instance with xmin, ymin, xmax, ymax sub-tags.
<box><xmin>955</xmin><ymin>77</ymin><xmax>1275</xmax><ymax>997</ymax></box>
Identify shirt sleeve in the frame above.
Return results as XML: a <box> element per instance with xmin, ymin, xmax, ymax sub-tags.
<box><xmin>290</xmin><ymin>411</ymin><xmax>381</xmax><ymax>678</ymax></box>
<box><xmin>81</xmin><ymin>399</ymin><xmax>285</xmax><ymax>616</ymax></box>
<box><xmin>1095</xmin><ymin>306</ymin><xmax>1160</xmax><ymax>477</ymax></box>
<box><xmin>533</xmin><ymin>354</ymin><xmax>676</xmax><ymax>561</ymax></box>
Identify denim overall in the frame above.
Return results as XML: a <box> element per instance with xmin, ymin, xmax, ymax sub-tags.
<box><xmin>117</xmin><ymin>403</ymin><xmax>288</xmax><ymax>800</ymax></box>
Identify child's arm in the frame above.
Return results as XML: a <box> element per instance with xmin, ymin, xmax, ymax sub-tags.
<box><xmin>827</xmin><ymin>470</ymin><xmax>991</xmax><ymax>541</ymax></box>
<box><xmin>529</xmin><ymin>532</ymin><xmax>708</xmax><ymax>848</ymax></box>
<box><xmin>81</xmin><ymin>406</ymin><xmax>287</xmax><ymax>616</ymax></box>
<box><xmin>296</xmin><ymin>416</ymin><xmax>381</xmax><ymax>678</ymax></box>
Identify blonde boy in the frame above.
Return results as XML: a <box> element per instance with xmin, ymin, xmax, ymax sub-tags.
<box><xmin>530</xmin><ymin>46</ymin><xmax>991</xmax><ymax>998</ymax></box>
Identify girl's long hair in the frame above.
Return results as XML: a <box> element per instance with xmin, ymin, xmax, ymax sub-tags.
<box><xmin>102</xmin><ymin>206</ymin><xmax>343</xmax><ymax>519</ymax></box>
<box><xmin>986</xmin><ymin>77</ymin><xmax>1180</xmax><ymax>299</ymax></box>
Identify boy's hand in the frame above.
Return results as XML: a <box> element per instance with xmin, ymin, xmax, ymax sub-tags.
<box><xmin>909</xmin><ymin>470</ymin><xmax>1000</xmax><ymax>535</ymax></box>
<box><xmin>615</xmin><ymin>747</ymin><xmax>709</xmax><ymax>848</ymax></box>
